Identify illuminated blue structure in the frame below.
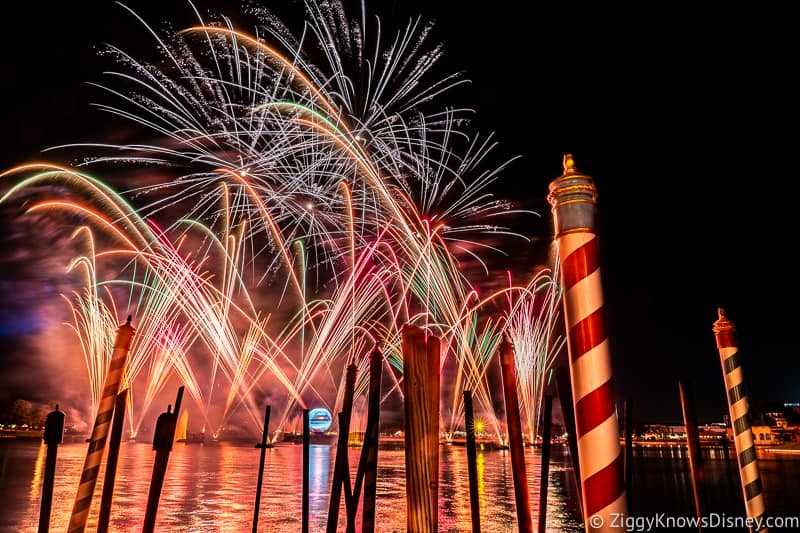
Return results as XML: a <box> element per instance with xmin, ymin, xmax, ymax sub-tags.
<box><xmin>308</xmin><ymin>408</ymin><xmax>333</xmax><ymax>433</ymax></box>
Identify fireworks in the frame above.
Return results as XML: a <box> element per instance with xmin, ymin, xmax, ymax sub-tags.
<box><xmin>1</xmin><ymin>0</ymin><xmax>560</xmax><ymax>443</ymax></box>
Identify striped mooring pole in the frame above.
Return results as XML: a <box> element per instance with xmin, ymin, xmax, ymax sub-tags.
<box><xmin>67</xmin><ymin>316</ymin><xmax>135</xmax><ymax>533</ymax></box>
<box><xmin>713</xmin><ymin>308</ymin><xmax>768</xmax><ymax>532</ymax></box>
<box><xmin>548</xmin><ymin>155</ymin><xmax>626</xmax><ymax>532</ymax></box>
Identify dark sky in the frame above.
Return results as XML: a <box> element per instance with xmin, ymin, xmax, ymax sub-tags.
<box><xmin>1</xmin><ymin>1</ymin><xmax>797</xmax><ymax>425</ymax></box>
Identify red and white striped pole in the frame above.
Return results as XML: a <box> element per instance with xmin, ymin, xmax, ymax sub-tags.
<box><xmin>547</xmin><ymin>155</ymin><xmax>626</xmax><ymax>531</ymax></box>
<box><xmin>67</xmin><ymin>316</ymin><xmax>135</xmax><ymax>533</ymax></box>
<box><xmin>713</xmin><ymin>308</ymin><xmax>768</xmax><ymax>532</ymax></box>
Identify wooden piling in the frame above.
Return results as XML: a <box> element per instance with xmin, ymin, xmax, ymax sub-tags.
<box><xmin>252</xmin><ymin>404</ymin><xmax>271</xmax><ymax>533</ymax></box>
<box><xmin>537</xmin><ymin>395</ymin><xmax>553</xmax><ymax>533</ymax></box>
<box><xmin>98</xmin><ymin>389</ymin><xmax>128</xmax><ymax>533</ymax></box>
<box><xmin>555</xmin><ymin>365</ymin><xmax>583</xmax><ymax>518</ymax></box>
<box><xmin>624</xmin><ymin>397</ymin><xmax>634</xmax><ymax>513</ymax></box>
<box><xmin>142</xmin><ymin>385</ymin><xmax>184</xmax><ymax>533</ymax></box>
<box><xmin>327</xmin><ymin>361</ymin><xmax>357</xmax><ymax>533</ymax></box>
<box><xmin>679</xmin><ymin>379</ymin><xmax>706</xmax><ymax>530</ymax></box>
<box><xmin>464</xmin><ymin>390</ymin><xmax>481</xmax><ymax>533</ymax></box>
<box><xmin>402</xmin><ymin>324</ymin><xmax>440</xmax><ymax>533</ymax></box>
<box><xmin>38</xmin><ymin>404</ymin><xmax>64</xmax><ymax>533</ymax></box>
<box><xmin>499</xmin><ymin>337</ymin><xmax>533</xmax><ymax>533</ymax></box>
<box><xmin>361</xmin><ymin>347</ymin><xmax>383</xmax><ymax>532</ymax></box>
<box><xmin>302</xmin><ymin>408</ymin><xmax>310</xmax><ymax>533</ymax></box>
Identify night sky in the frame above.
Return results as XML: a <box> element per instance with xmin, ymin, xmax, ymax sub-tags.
<box><xmin>1</xmin><ymin>1</ymin><xmax>797</xmax><ymax>425</ymax></box>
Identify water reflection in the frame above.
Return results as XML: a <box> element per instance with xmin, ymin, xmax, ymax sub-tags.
<box><xmin>1</xmin><ymin>441</ymin><xmax>798</xmax><ymax>532</ymax></box>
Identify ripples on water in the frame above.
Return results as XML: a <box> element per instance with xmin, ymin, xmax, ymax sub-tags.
<box><xmin>2</xmin><ymin>440</ymin><xmax>799</xmax><ymax>532</ymax></box>
<box><xmin>2</xmin><ymin>440</ymin><xmax>582</xmax><ymax>532</ymax></box>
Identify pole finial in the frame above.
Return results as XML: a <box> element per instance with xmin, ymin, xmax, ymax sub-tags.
<box><xmin>563</xmin><ymin>153</ymin><xmax>576</xmax><ymax>174</ymax></box>
<box><xmin>712</xmin><ymin>307</ymin><xmax>735</xmax><ymax>334</ymax></box>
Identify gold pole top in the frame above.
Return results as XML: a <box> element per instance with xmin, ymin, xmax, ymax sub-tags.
<box><xmin>563</xmin><ymin>153</ymin><xmax>577</xmax><ymax>175</ymax></box>
<box><xmin>712</xmin><ymin>307</ymin><xmax>735</xmax><ymax>334</ymax></box>
<box><xmin>547</xmin><ymin>154</ymin><xmax>598</xmax><ymax>235</ymax></box>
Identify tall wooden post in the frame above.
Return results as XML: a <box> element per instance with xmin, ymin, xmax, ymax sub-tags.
<box><xmin>679</xmin><ymin>379</ymin><xmax>705</xmax><ymax>530</ymax></box>
<box><xmin>624</xmin><ymin>398</ymin><xmax>634</xmax><ymax>513</ymax></box>
<box><xmin>302</xmin><ymin>408</ymin><xmax>310</xmax><ymax>533</ymax></box>
<box><xmin>98</xmin><ymin>389</ymin><xmax>129</xmax><ymax>533</ymax></box>
<box><xmin>464</xmin><ymin>390</ymin><xmax>481</xmax><ymax>533</ymax></box>
<box><xmin>327</xmin><ymin>360</ymin><xmax>357</xmax><ymax>533</ymax></box>
<box><xmin>402</xmin><ymin>324</ymin><xmax>440</xmax><ymax>533</ymax></box>
<box><xmin>555</xmin><ymin>365</ymin><xmax>583</xmax><ymax>519</ymax></box>
<box><xmin>499</xmin><ymin>337</ymin><xmax>533</xmax><ymax>533</ymax></box>
<box><xmin>38</xmin><ymin>405</ymin><xmax>64</xmax><ymax>533</ymax></box>
<box><xmin>537</xmin><ymin>395</ymin><xmax>553</xmax><ymax>533</ymax></box>
<box><xmin>142</xmin><ymin>386</ymin><xmax>184</xmax><ymax>533</ymax></box>
<box><xmin>252</xmin><ymin>404</ymin><xmax>271</xmax><ymax>533</ymax></box>
<box><xmin>361</xmin><ymin>347</ymin><xmax>383</xmax><ymax>532</ymax></box>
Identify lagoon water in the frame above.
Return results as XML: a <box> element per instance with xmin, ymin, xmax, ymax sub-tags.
<box><xmin>1</xmin><ymin>440</ymin><xmax>798</xmax><ymax>532</ymax></box>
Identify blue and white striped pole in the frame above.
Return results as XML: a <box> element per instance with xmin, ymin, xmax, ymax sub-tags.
<box><xmin>713</xmin><ymin>308</ymin><xmax>767</xmax><ymax>532</ymax></box>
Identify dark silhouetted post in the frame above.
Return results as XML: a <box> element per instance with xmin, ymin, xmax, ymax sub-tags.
<box><xmin>39</xmin><ymin>404</ymin><xmax>65</xmax><ymax>533</ymax></box>
<box><xmin>624</xmin><ymin>398</ymin><xmax>633</xmax><ymax>512</ymax></box>
<box><xmin>402</xmin><ymin>325</ymin><xmax>440</xmax><ymax>533</ymax></box>
<box><xmin>252</xmin><ymin>404</ymin><xmax>271</xmax><ymax>533</ymax></box>
<box><xmin>98</xmin><ymin>389</ymin><xmax>129</xmax><ymax>533</ymax></box>
<box><xmin>555</xmin><ymin>366</ymin><xmax>583</xmax><ymax>519</ymax></box>
<box><xmin>347</xmin><ymin>346</ymin><xmax>384</xmax><ymax>533</ymax></box>
<box><xmin>69</xmin><ymin>316</ymin><xmax>135</xmax><ymax>533</ymax></box>
<box><xmin>142</xmin><ymin>385</ymin><xmax>184</xmax><ymax>533</ymax></box>
<box><xmin>328</xmin><ymin>360</ymin><xmax>357</xmax><ymax>533</ymax></box>
<box><xmin>499</xmin><ymin>337</ymin><xmax>533</xmax><ymax>533</ymax></box>
<box><xmin>679</xmin><ymin>379</ymin><xmax>706</xmax><ymax>530</ymax></box>
<box><xmin>302</xmin><ymin>408</ymin><xmax>310</xmax><ymax>533</ymax></box>
<box><xmin>463</xmin><ymin>390</ymin><xmax>481</xmax><ymax>533</ymax></box>
<box><xmin>538</xmin><ymin>395</ymin><xmax>553</xmax><ymax>533</ymax></box>
<box><xmin>361</xmin><ymin>346</ymin><xmax>383</xmax><ymax>533</ymax></box>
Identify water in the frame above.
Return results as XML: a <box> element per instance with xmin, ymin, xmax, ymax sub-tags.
<box><xmin>1</xmin><ymin>440</ymin><xmax>798</xmax><ymax>532</ymax></box>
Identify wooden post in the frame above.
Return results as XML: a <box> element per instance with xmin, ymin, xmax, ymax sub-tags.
<box><xmin>252</xmin><ymin>404</ymin><xmax>271</xmax><ymax>533</ymax></box>
<box><xmin>555</xmin><ymin>365</ymin><xmax>583</xmax><ymax>519</ymax></box>
<box><xmin>537</xmin><ymin>395</ymin><xmax>553</xmax><ymax>533</ymax></box>
<box><xmin>679</xmin><ymin>379</ymin><xmax>706</xmax><ymax>530</ymax></box>
<box><xmin>98</xmin><ymin>389</ymin><xmax>128</xmax><ymax>533</ymax></box>
<box><xmin>302</xmin><ymin>408</ymin><xmax>310</xmax><ymax>533</ymax></box>
<box><xmin>142</xmin><ymin>386</ymin><xmax>184</xmax><ymax>533</ymax></box>
<box><xmin>361</xmin><ymin>347</ymin><xmax>383</xmax><ymax>532</ymax></box>
<box><xmin>402</xmin><ymin>324</ymin><xmax>440</xmax><ymax>533</ymax></box>
<box><xmin>327</xmin><ymin>361</ymin><xmax>357</xmax><ymax>533</ymax></box>
<box><xmin>347</xmin><ymin>347</ymin><xmax>384</xmax><ymax>533</ymax></box>
<box><xmin>624</xmin><ymin>398</ymin><xmax>634</xmax><ymax>513</ymax></box>
<box><xmin>499</xmin><ymin>337</ymin><xmax>533</xmax><ymax>533</ymax></box>
<box><xmin>39</xmin><ymin>405</ymin><xmax>64</xmax><ymax>533</ymax></box>
<box><xmin>463</xmin><ymin>390</ymin><xmax>481</xmax><ymax>533</ymax></box>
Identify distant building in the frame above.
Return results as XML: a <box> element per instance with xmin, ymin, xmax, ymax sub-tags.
<box><xmin>699</xmin><ymin>423</ymin><xmax>728</xmax><ymax>442</ymax></box>
<box><xmin>751</xmin><ymin>426</ymin><xmax>776</xmax><ymax>445</ymax></box>
<box><xmin>766</xmin><ymin>411</ymin><xmax>788</xmax><ymax>428</ymax></box>
<box><xmin>725</xmin><ymin>424</ymin><xmax>798</xmax><ymax>445</ymax></box>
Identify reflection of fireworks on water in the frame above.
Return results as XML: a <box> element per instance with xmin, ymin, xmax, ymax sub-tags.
<box><xmin>1</xmin><ymin>1</ymin><xmax>560</xmax><ymax>441</ymax></box>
